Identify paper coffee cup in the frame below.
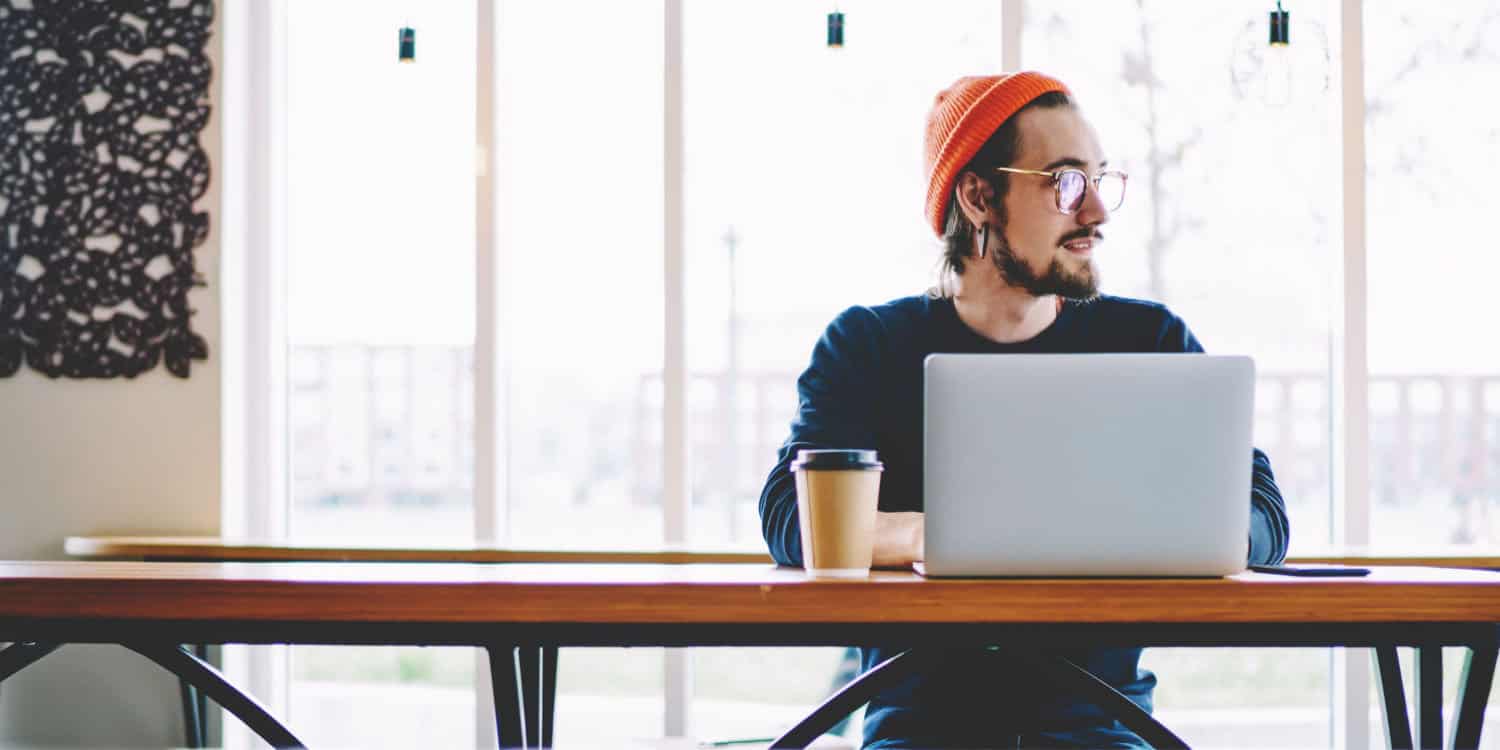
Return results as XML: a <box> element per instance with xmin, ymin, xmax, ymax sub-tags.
<box><xmin>792</xmin><ymin>449</ymin><xmax>883</xmax><ymax>578</ymax></box>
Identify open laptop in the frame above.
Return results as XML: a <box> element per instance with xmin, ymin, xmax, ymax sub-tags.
<box><xmin>917</xmin><ymin>353</ymin><xmax>1254</xmax><ymax>577</ymax></box>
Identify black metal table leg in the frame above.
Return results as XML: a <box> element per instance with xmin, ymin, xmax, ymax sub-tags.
<box><xmin>770</xmin><ymin>649</ymin><xmax>953</xmax><ymax>750</ymax></box>
<box><xmin>487</xmin><ymin>645</ymin><xmax>527</xmax><ymax>749</ymax></box>
<box><xmin>1374</xmin><ymin>646</ymin><xmax>1415</xmax><ymax>750</ymax></box>
<box><xmin>177</xmin><ymin>643</ymin><xmax>214</xmax><ymax>748</ymax></box>
<box><xmin>1450</xmin><ymin>644</ymin><xmax>1497</xmax><ymax>750</ymax></box>
<box><xmin>4</xmin><ymin>642</ymin><xmax>293</xmax><ymax>748</ymax></box>
<box><xmin>1415</xmin><ymin>646</ymin><xmax>1442</xmax><ymax>750</ymax></box>
<box><xmin>1017</xmin><ymin>652</ymin><xmax>1189</xmax><ymax>750</ymax></box>
<box><xmin>515</xmin><ymin>646</ymin><xmax>558</xmax><ymax>749</ymax></box>
<box><xmin>541</xmin><ymin>646</ymin><xmax>557</xmax><ymax>748</ymax></box>
<box><xmin>123</xmin><ymin>643</ymin><xmax>306</xmax><ymax>749</ymax></box>
<box><xmin>179</xmin><ymin>664</ymin><xmax>204</xmax><ymax>748</ymax></box>
<box><xmin>195</xmin><ymin>645</ymin><xmax>212</xmax><ymax>743</ymax></box>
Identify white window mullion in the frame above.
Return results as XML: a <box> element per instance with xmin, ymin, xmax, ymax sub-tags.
<box><xmin>222</xmin><ymin>0</ymin><xmax>291</xmax><ymax>745</ymax></box>
<box><xmin>1335</xmin><ymin>0</ymin><xmax>1370</xmax><ymax>549</ymax></box>
<box><xmin>662</xmin><ymin>0</ymin><xmax>693</xmax><ymax>740</ymax></box>
<box><xmin>1333</xmin><ymin>1</ymin><xmax>1371</xmax><ymax>748</ymax></box>
<box><xmin>226</xmin><ymin>0</ymin><xmax>290</xmax><ymax>546</ymax></box>
<box><xmin>1001</xmin><ymin>0</ymin><xmax>1022</xmax><ymax>71</ymax></box>
<box><xmin>474</xmin><ymin>0</ymin><xmax>508</xmax><ymax>552</ymax></box>
<box><xmin>473</xmin><ymin>1</ymin><xmax>506</xmax><ymax>747</ymax></box>
<box><xmin>663</xmin><ymin>0</ymin><xmax>688</xmax><ymax>547</ymax></box>
<box><xmin>256</xmin><ymin>0</ymin><xmax>293</xmax><ymax>730</ymax></box>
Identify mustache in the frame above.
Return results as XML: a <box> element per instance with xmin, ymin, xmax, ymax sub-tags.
<box><xmin>1058</xmin><ymin>228</ymin><xmax>1103</xmax><ymax>246</ymax></box>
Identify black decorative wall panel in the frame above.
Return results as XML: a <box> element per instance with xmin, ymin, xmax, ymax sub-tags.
<box><xmin>1</xmin><ymin>0</ymin><xmax>213</xmax><ymax>378</ymax></box>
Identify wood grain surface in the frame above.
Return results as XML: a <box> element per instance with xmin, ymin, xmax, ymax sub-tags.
<box><xmin>6</xmin><ymin>561</ymin><xmax>1500</xmax><ymax>625</ymax></box>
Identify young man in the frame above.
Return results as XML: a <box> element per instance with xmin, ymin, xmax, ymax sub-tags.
<box><xmin>757</xmin><ymin>72</ymin><xmax>1290</xmax><ymax>748</ymax></box>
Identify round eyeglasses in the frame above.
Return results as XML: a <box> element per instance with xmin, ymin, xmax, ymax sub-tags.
<box><xmin>994</xmin><ymin>166</ymin><xmax>1128</xmax><ymax>214</ymax></box>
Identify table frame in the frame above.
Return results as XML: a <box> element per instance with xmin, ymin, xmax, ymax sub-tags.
<box><xmin>54</xmin><ymin>539</ymin><xmax>1500</xmax><ymax>750</ymax></box>
<box><xmin>4</xmin><ymin>606</ymin><xmax>1499</xmax><ymax>749</ymax></box>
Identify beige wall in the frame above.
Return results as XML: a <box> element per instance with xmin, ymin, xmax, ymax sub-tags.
<box><xmin>0</xmin><ymin>3</ymin><xmax>222</xmax><ymax>744</ymax></box>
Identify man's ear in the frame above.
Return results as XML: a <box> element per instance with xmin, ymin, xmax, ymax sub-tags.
<box><xmin>953</xmin><ymin>171</ymin><xmax>993</xmax><ymax>229</ymax></box>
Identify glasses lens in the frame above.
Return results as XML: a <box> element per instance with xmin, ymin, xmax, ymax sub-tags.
<box><xmin>1056</xmin><ymin>170</ymin><xmax>1087</xmax><ymax>213</ymax></box>
<box><xmin>1098</xmin><ymin>172</ymin><xmax>1126</xmax><ymax>211</ymax></box>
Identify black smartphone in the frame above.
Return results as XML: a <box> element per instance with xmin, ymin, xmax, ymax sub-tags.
<box><xmin>1249</xmin><ymin>564</ymin><xmax>1371</xmax><ymax>577</ymax></box>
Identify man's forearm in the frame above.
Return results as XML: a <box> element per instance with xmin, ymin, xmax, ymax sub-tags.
<box><xmin>1248</xmin><ymin>448</ymin><xmax>1290</xmax><ymax>565</ymax></box>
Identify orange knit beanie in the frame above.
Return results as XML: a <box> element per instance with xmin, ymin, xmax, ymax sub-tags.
<box><xmin>923</xmin><ymin>71</ymin><xmax>1071</xmax><ymax>237</ymax></box>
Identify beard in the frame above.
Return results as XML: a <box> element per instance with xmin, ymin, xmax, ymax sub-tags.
<box><xmin>991</xmin><ymin>236</ymin><xmax>1100</xmax><ymax>301</ymax></box>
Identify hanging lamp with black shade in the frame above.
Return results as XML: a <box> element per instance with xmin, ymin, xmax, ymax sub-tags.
<box><xmin>1229</xmin><ymin>0</ymin><xmax>1327</xmax><ymax>107</ymax></box>
<box><xmin>1269</xmin><ymin>0</ymin><xmax>1289</xmax><ymax>46</ymax></box>
<box><xmin>827</xmin><ymin>10</ymin><xmax>844</xmax><ymax>48</ymax></box>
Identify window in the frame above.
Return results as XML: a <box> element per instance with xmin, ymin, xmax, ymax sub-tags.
<box><xmin>284</xmin><ymin>1</ymin><xmax>476</xmax><ymax>540</ymax></box>
<box><xmin>496</xmin><ymin>0</ymin><xmax>666</xmax><ymax>550</ymax></box>
<box><xmin>1365</xmin><ymin>1</ymin><xmax>1500</xmax><ymax>547</ymax></box>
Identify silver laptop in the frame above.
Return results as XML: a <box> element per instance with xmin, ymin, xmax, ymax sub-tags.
<box><xmin>919</xmin><ymin>354</ymin><xmax>1254</xmax><ymax>577</ymax></box>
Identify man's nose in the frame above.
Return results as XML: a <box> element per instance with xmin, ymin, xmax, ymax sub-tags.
<box><xmin>1076</xmin><ymin>181</ymin><xmax>1111</xmax><ymax>227</ymax></box>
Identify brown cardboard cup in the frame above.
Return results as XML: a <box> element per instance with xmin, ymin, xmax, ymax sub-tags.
<box><xmin>793</xmin><ymin>449</ymin><xmax>883</xmax><ymax>578</ymax></box>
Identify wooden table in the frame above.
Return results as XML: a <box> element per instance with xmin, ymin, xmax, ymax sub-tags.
<box><xmin>63</xmin><ymin>537</ymin><xmax>1500</xmax><ymax>749</ymax></box>
<box><xmin>8</xmin><ymin>560</ymin><xmax>1500</xmax><ymax>750</ymax></box>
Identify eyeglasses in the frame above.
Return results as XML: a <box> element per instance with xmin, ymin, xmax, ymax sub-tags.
<box><xmin>993</xmin><ymin>166</ymin><xmax>1128</xmax><ymax>214</ymax></box>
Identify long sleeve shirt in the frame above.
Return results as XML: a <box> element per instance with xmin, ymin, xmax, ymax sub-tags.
<box><xmin>758</xmin><ymin>293</ymin><xmax>1290</xmax><ymax>748</ymax></box>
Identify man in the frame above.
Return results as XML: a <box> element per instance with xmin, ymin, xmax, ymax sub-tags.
<box><xmin>757</xmin><ymin>72</ymin><xmax>1290</xmax><ymax>748</ymax></box>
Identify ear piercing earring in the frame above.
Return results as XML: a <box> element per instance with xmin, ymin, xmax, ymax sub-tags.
<box><xmin>978</xmin><ymin>223</ymin><xmax>989</xmax><ymax>260</ymax></box>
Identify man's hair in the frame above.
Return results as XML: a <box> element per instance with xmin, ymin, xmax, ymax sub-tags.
<box><xmin>933</xmin><ymin>90</ymin><xmax>1074</xmax><ymax>296</ymax></box>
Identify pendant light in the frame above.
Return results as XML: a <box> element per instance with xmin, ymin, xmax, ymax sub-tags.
<box><xmin>827</xmin><ymin>10</ymin><xmax>844</xmax><ymax>48</ymax></box>
<box><xmin>398</xmin><ymin>26</ymin><xmax>415</xmax><ymax>63</ymax></box>
<box><xmin>1229</xmin><ymin>1</ymin><xmax>1329</xmax><ymax>107</ymax></box>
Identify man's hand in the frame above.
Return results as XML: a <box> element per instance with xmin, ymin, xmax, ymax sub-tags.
<box><xmin>873</xmin><ymin>511</ymin><xmax>924</xmax><ymax>569</ymax></box>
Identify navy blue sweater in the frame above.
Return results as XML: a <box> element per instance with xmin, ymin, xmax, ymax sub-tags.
<box><xmin>758</xmin><ymin>293</ymin><xmax>1290</xmax><ymax>748</ymax></box>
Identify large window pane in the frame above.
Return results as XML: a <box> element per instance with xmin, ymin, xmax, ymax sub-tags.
<box><xmin>681</xmin><ymin>0</ymin><xmax>1003</xmax><ymax>741</ymax></box>
<box><xmin>499</xmin><ymin>0</ymin><xmax>665</xmax><ymax>549</ymax></box>
<box><xmin>1366</xmin><ymin>1</ymin><xmax>1500</xmax><ymax>548</ymax></box>
<box><xmin>283</xmin><ymin>1</ymin><xmax>478</xmax><ymax>744</ymax></box>
<box><xmin>1025</xmin><ymin>2</ymin><xmax>1337</xmax><ymax>747</ymax></box>
<box><xmin>286</xmin><ymin>2</ymin><xmax>475</xmax><ymax>541</ymax></box>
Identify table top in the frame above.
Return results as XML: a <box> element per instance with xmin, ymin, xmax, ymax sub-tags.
<box><xmin>63</xmin><ymin>536</ymin><xmax>1500</xmax><ymax>569</ymax></box>
<box><xmin>8</xmin><ymin>560</ymin><xmax>1500</xmax><ymax>625</ymax></box>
